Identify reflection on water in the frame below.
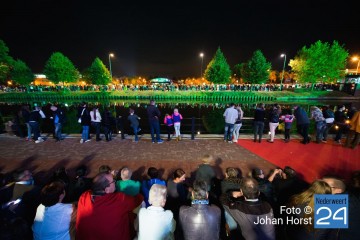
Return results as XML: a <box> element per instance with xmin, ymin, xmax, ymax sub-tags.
<box><xmin>0</xmin><ymin>100</ymin><xmax>356</xmax><ymax>135</ymax></box>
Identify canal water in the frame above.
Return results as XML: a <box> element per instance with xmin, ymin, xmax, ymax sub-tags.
<box><xmin>0</xmin><ymin>100</ymin><xmax>356</xmax><ymax>137</ymax></box>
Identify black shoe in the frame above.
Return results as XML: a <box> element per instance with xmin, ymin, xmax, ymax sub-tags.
<box><xmin>96</xmin><ymin>138</ymin><xmax>102</xmax><ymax>142</ymax></box>
<box><xmin>253</xmin><ymin>139</ymin><xmax>257</xmax><ymax>142</ymax></box>
<box><xmin>258</xmin><ymin>139</ymin><xmax>261</xmax><ymax>143</ymax></box>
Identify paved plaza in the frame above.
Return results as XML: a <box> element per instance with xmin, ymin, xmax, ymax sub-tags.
<box><xmin>0</xmin><ymin>134</ymin><xmax>276</xmax><ymax>184</ymax></box>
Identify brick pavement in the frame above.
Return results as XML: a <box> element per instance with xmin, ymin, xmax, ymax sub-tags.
<box><xmin>0</xmin><ymin>134</ymin><xmax>276</xmax><ymax>184</ymax></box>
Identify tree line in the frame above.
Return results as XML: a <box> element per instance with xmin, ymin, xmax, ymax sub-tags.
<box><xmin>0</xmin><ymin>39</ymin><xmax>349</xmax><ymax>89</ymax></box>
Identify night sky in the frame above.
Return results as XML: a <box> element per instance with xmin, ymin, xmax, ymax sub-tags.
<box><xmin>1</xmin><ymin>0</ymin><xmax>359</xmax><ymax>78</ymax></box>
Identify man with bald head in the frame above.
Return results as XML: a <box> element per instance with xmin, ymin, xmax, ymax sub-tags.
<box><xmin>76</xmin><ymin>172</ymin><xmax>143</xmax><ymax>240</ymax></box>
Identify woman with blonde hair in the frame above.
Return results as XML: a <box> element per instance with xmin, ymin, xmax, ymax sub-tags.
<box><xmin>233</xmin><ymin>105</ymin><xmax>244</xmax><ymax>143</ymax></box>
<box><xmin>286</xmin><ymin>180</ymin><xmax>332</xmax><ymax>239</ymax></box>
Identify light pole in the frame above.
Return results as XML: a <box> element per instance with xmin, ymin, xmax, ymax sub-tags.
<box><xmin>109</xmin><ymin>53</ymin><xmax>114</xmax><ymax>79</ymax></box>
<box><xmin>352</xmin><ymin>57</ymin><xmax>360</xmax><ymax>74</ymax></box>
<box><xmin>280</xmin><ymin>53</ymin><xmax>287</xmax><ymax>91</ymax></box>
<box><xmin>199</xmin><ymin>52</ymin><xmax>204</xmax><ymax>78</ymax></box>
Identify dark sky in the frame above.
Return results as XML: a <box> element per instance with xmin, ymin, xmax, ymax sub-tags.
<box><xmin>1</xmin><ymin>0</ymin><xmax>359</xmax><ymax>78</ymax></box>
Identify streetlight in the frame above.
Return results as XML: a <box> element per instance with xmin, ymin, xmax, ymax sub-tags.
<box><xmin>352</xmin><ymin>56</ymin><xmax>360</xmax><ymax>74</ymax></box>
<box><xmin>280</xmin><ymin>53</ymin><xmax>287</xmax><ymax>91</ymax></box>
<box><xmin>109</xmin><ymin>53</ymin><xmax>114</xmax><ymax>79</ymax></box>
<box><xmin>199</xmin><ymin>52</ymin><xmax>204</xmax><ymax>78</ymax></box>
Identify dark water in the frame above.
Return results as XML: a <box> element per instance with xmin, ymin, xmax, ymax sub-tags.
<box><xmin>0</xmin><ymin>100</ymin><xmax>356</xmax><ymax>136</ymax></box>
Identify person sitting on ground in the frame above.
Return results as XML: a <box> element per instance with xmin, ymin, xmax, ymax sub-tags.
<box><xmin>195</xmin><ymin>154</ymin><xmax>216</xmax><ymax>192</ymax></box>
<box><xmin>180</xmin><ymin>180</ymin><xmax>221</xmax><ymax>240</ymax></box>
<box><xmin>141</xmin><ymin>167</ymin><xmax>166</xmax><ymax>207</ymax></box>
<box><xmin>221</xmin><ymin>167</ymin><xmax>242</xmax><ymax>194</ymax></box>
<box><xmin>221</xmin><ymin>177</ymin><xmax>275</xmax><ymax>240</ymax></box>
<box><xmin>98</xmin><ymin>164</ymin><xmax>111</xmax><ymax>174</ymax></box>
<box><xmin>116</xmin><ymin>167</ymin><xmax>141</xmax><ymax>196</ymax></box>
<box><xmin>76</xmin><ymin>172</ymin><xmax>144</xmax><ymax>240</ymax></box>
<box><xmin>286</xmin><ymin>180</ymin><xmax>332</xmax><ymax>240</ymax></box>
<box><xmin>137</xmin><ymin>184</ymin><xmax>176</xmax><ymax>240</ymax></box>
<box><xmin>322</xmin><ymin>175</ymin><xmax>346</xmax><ymax>194</ymax></box>
<box><xmin>252</xmin><ymin>168</ymin><xmax>280</xmax><ymax>207</ymax></box>
<box><xmin>67</xmin><ymin>165</ymin><xmax>92</xmax><ymax>202</ymax></box>
<box><xmin>32</xmin><ymin>181</ymin><xmax>73</xmax><ymax>240</ymax></box>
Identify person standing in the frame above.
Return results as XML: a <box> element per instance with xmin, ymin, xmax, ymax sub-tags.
<box><xmin>78</xmin><ymin>102</ymin><xmax>91</xmax><ymax>143</ymax></box>
<box><xmin>146</xmin><ymin>100</ymin><xmax>163</xmax><ymax>144</ymax></box>
<box><xmin>50</xmin><ymin>105</ymin><xmax>66</xmax><ymax>142</ymax></box>
<box><xmin>310</xmin><ymin>106</ymin><xmax>326</xmax><ymax>143</ymax></box>
<box><xmin>293</xmin><ymin>105</ymin><xmax>310</xmax><ymax>144</ymax></box>
<box><xmin>164</xmin><ymin>113</ymin><xmax>173</xmax><ymax>141</ymax></box>
<box><xmin>90</xmin><ymin>106</ymin><xmax>102</xmax><ymax>141</ymax></box>
<box><xmin>128</xmin><ymin>108</ymin><xmax>141</xmax><ymax>142</ymax></box>
<box><xmin>267</xmin><ymin>104</ymin><xmax>281</xmax><ymax>143</ymax></box>
<box><xmin>345</xmin><ymin>110</ymin><xmax>360</xmax><ymax>149</ymax></box>
<box><xmin>29</xmin><ymin>106</ymin><xmax>46</xmax><ymax>143</ymax></box>
<box><xmin>223</xmin><ymin>103</ymin><xmax>238</xmax><ymax>143</ymax></box>
<box><xmin>322</xmin><ymin>105</ymin><xmax>335</xmax><ymax>142</ymax></box>
<box><xmin>21</xmin><ymin>105</ymin><xmax>31</xmax><ymax>141</ymax></box>
<box><xmin>334</xmin><ymin>105</ymin><xmax>347</xmax><ymax>144</ymax></box>
<box><xmin>232</xmin><ymin>105</ymin><xmax>243</xmax><ymax>143</ymax></box>
<box><xmin>172</xmin><ymin>108</ymin><xmax>183</xmax><ymax>141</ymax></box>
<box><xmin>280</xmin><ymin>110</ymin><xmax>295</xmax><ymax>143</ymax></box>
<box><xmin>253</xmin><ymin>103</ymin><xmax>265</xmax><ymax>143</ymax></box>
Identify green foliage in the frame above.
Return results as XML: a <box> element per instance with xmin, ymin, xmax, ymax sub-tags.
<box><xmin>241</xmin><ymin>50</ymin><xmax>271</xmax><ymax>84</ymax></box>
<box><xmin>11</xmin><ymin>60</ymin><xmax>34</xmax><ymax>85</ymax></box>
<box><xmin>202</xmin><ymin>108</ymin><xmax>224</xmax><ymax>133</ymax></box>
<box><xmin>289</xmin><ymin>40</ymin><xmax>348</xmax><ymax>86</ymax></box>
<box><xmin>44</xmin><ymin>52</ymin><xmax>79</xmax><ymax>84</ymax></box>
<box><xmin>84</xmin><ymin>57</ymin><xmax>111</xmax><ymax>85</ymax></box>
<box><xmin>204</xmin><ymin>47</ymin><xmax>231</xmax><ymax>84</ymax></box>
<box><xmin>0</xmin><ymin>39</ymin><xmax>14</xmax><ymax>83</ymax></box>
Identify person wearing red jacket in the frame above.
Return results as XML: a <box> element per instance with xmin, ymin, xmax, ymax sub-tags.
<box><xmin>76</xmin><ymin>172</ymin><xmax>144</xmax><ymax>240</ymax></box>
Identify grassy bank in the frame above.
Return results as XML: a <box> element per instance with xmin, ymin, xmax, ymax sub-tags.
<box><xmin>0</xmin><ymin>90</ymin><xmax>355</xmax><ymax>102</ymax></box>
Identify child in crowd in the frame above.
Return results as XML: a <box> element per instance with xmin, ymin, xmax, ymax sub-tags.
<box><xmin>164</xmin><ymin>113</ymin><xmax>174</xmax><ymax>141</ymax></box>
<box><xmin>280</xmin><ymin>110</ymin><xmax>295</xmax><ymax>143</ymax></box>
<box><xmin>172</xmin><ymin>108</ymin><xmax>183</xmax><ymax>141</ymax></box>
<box><xmin>128</xmin><ymin>108</ymin><xmax>141</xmax><ymax>142</ymax></box>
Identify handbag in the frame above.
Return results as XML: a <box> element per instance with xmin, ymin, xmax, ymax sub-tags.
<box><xmin>78</xmin><ymin>108</ymin><xmax>85</xmax><ymax>124</ymax></box>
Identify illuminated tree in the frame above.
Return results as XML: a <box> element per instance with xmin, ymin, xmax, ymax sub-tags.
<box><xmin>204</xmin><ymin>47</ymin><xmax>231</xmax><ymax>84</ymax></box>
<box><xmin>289</xmin><ymin>40</ymin><xmax>348</xmax><ymax>89</ymax></box>
<box><xmin>11</xmin><ymin>59</ymin><xmax>34</xmax><ymax>86</ymax></box>
<box><xmin>84</xmin><ymin>57</ymin><xmax>111</xmax><ymax>85</ymax></box>
<box><xmin>44</xmin><ymin>52</ymin><xmax>79</xmax><ymax>84</ymax></box>
<box><xmin>241</xmin><ymin>50</ymin><xmax>271</xmax><ymax>84</ymax></box>
<box><xmin>0</xmin><ymin>39</ymin><xmax>14</xmax><ymax>84</ymax></box>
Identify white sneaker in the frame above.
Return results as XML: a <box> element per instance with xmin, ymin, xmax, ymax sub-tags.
<box><xmin>35</xmin><ymin>138</ymin><xmax>44</xmax><ymax>143</ymax></box>
<box><xmin>233</xmin><ymin>140</ymin><xmax>238</xmax><ymax>143</ymax></box>
<box><xmin>85</xmin><ymin>139</ymin><xmax>91</xmax><ymax>143</ymax></box>
<box><xmin>80</xmin><ymin>139</ymin><xmax>84</xmax><ymax>143</ymax></box>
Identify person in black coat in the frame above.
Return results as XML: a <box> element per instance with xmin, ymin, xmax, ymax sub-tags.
<box><xmin>78</xmin><ymin>102</ymin><xmax>91</xmax><ymax>143</ymax></box>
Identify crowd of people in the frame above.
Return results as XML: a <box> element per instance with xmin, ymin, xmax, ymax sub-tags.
<box><xmin>4</xmin><ymin>99</ymin><xmax>360</xmax><ymax>149</ymax></box>
<box><xmin>0</xmin><ymin>155</ymin><xmax>359</xmax><ymax>240</ymax></box>
<box><xmin>0</xmin><ymin>82</ymin><xmax>341</xmax><ymax>93</ymax></box>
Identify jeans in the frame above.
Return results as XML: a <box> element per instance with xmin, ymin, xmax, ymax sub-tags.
<box><xmin>54</xmin><ymin>123</ymin><xmax>62</xmax><ymax>140</ymax></box>
<box><xmin>91</xmin><ymin>122</ymin><xmax>101</xmax><ymax>140</ymax></box>
<box><xmin>132</xmin><ymin>126</ymin><xmax>139</xmax><ymax>141</ymax></box>
<box><xmin>174</xmin><ymin>122</ymin><xmax>181</xmax><ymax>137</ymax></box>
<box><xmin>253</xmin><ymin>121</ymin><xmax>264</xmax><ymax>141</ymax></box>
<box><xmin>82</xmin><ymin>126</ymin><xmax>89</xmax><ymax>141</ymax></box>
<box><xmin>25</xmin><ymin>122</ymin><xmax>31</xmax><ymax>139</ymax></box>
<box><xmin>315</xmin><ymin>121</ymin><xmax>326</xmax><ymax>142</ymax></box>
<box><xmin>233</xmin><ymin>123</ymin><xmax>242</xmax><ymax>142</ymax></box>
<box><xmin>269</xmin><ymin>122</ymin><xmax>279</xmax><ymax>141</ymax></box>
<box><xmin>323</xmin><ymin>123</ymin><xmax>333</xmax><ymax>140</ymax></box>
<box><xmin>149</xmin><ymin>120</ymin><xmax>161</xmax><ymax>141</ymax></box>
<box><xmin>29</xmin><ymin>121</ymin><xmax>40</xmax><ymax>140</ymax></box>
<box><xmin>224</xmin><ymin>123</ymin><xmax>234</xmax><ymax>141</ymax></box>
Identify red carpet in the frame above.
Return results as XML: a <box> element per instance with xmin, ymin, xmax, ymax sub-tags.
<box><xmin>237</xmin><ymin>139</ymin><xmax>360</xmax><ymax>183</ymax></box>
